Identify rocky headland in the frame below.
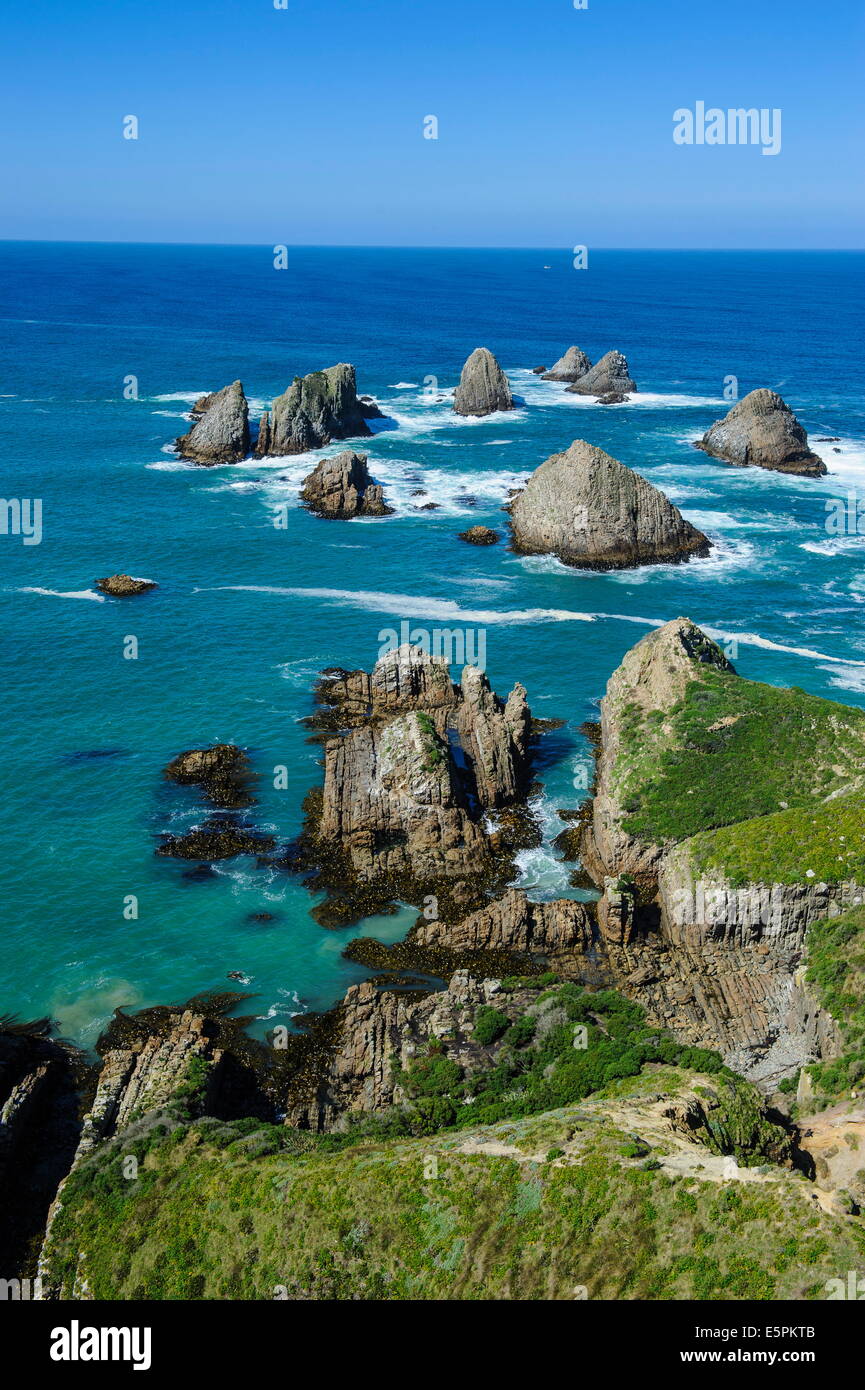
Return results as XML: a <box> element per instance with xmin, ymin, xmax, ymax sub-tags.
<box><xmin>508</xmin><ymin>439</ymin><xmax>711</xmax><ymax>570</ymax></box>
<box><xmin>573</xmin><ymin>617</ymin><xmax>865</xmax><ymax>1082</ymax></box>
<box><xmin>695</xmin><ymin>389</ymin><xmax>827</xmax><ymax>477</ymax></box>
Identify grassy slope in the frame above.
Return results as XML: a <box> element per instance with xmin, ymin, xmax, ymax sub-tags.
<box><xmin>806</xmin><ymin>904</ymin><xmax>865</xmax><ymax>1100</ymax></box>
<box><xmin>43</xmin><ymin>1071</ymin><xmax>865</xmax><ymax>1302</ymax></box>
<box><xmin>688</xmin><ymin>801</ymin><xmax>865</xmax><ymax>889</ymax></box>
<box><xmin>617</xmin><ymin>666</ymin><xmax>865</xmax><ymax>883</ymax></box>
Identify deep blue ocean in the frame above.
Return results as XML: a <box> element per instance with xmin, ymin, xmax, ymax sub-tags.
<box><xmin>1</xmin><ymin>244</ymin><xmax>864</xmax><ymax>1047</ymax></box>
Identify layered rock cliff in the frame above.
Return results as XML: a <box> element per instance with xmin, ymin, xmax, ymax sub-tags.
<box><xmin>509</xmin><ymin>439</ymin><xmax>711</xmax><ymax>571</ymax></box>
<box><xmin>695</xmin><ymin>389</ymin><xmax>826</xmax><ymax>477</ymax></box>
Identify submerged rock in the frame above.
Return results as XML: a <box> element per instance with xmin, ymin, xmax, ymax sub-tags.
<box><xmin>256</xmin><ymin>364</ymin><xmax>377</xmax><ymax>456</ymax></box>
<box><xmin>453</xmin><ymin>348</ymin><xmax>515</xmax><ymax>417</ymax></box>
<box><xmin>157</xmin><ymin>821</ymin><xmax>276</xmax><ymax>860</ymax></box>
<box><xmin>300</xmin><ymin>451</ymin><xmax>393</xmax><ymax>519</ymax></box>
<box><xmin>542</xmin><ymin>346</ymin><xmax>593</xmax><ymax>382</ymax></box>
<box><xmin>509</xmin><ymin>439</ymin><xmax>710</xmax><ymax>571</ymax></box>
<box><xmin>163</xmin><ymin>744</ymin><xmax>253</xmax><ymax>809</ymax></box>
<box><xmin>458</xmin><ymin>525</ymin><xmax>498</xmax><ymax>545</ymax></box>
<box><xmin>175</xmin><ymin>380</ymin><xmax>250</xmax><ymax>464</ymax></box>
<box><xmin>95</xmin><ymin>574</ymin><xmax>157</xmax><ymax>597</ymax></box>
<box><xmin>695</xmin><ymin>389</ymin><xmax>826</xmax><ymax>476</ymax></box>
<box><xmin>566</xmin><ymin>350</ymin><xmax>636</xmax><ymax>397</ymax></box>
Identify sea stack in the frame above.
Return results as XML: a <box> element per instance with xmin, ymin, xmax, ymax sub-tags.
<box><xmin>695</xmin><ymin>389</ymin><xmax>827</xmax><ymax>477</ymax></box>
<box><xmin>566</xmin><ymin>350</ymin><xmax>636</xmax><ymax>398</ymax></box>
<box><xmin>542</xmin><ymin>347</ymin><xmax>593</xmax><ymax>382</ymax></box>
<box><xmin>509</xmin><ymin>439</ymin><xmax>710</xmax><ymax>571</ymax></box>
<box><xmin>256</xmin><ymin>364</ymin><xmax>379</xmax><ymax>456</ymax></box>
<box><xmin>300</xmin><ymin>451</ymin><xmax>393</xmax><ymax>519</ymax></box>
<box><xmin>453</xmin><ymin>348</ymin><xmax>515</xmax><ymax>417</ymax></box>
<box><xmin>175</xmin><ymin>380</ymin><xmax>250</xmax><ymax>464</ymax></box>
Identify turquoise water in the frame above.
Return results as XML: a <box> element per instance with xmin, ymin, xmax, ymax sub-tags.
<box><xmin>1</xmin><ymin>244</ymin><xmax>864</xmax><ymax>1046</ymax></box>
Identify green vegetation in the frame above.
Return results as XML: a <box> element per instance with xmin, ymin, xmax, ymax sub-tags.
<box><xmin>472</xmin><ymin>1006</ymin><xmax>511</xmax><ymax>1045</ymax></box>
<box><xmin>617</xmin><ymin>666</ymin><xmax>865</xmax><ymax>851</ymax></box>
<box><xmin>329</xmin><ymin>985</ymin><xmax>787</xmax><ymax>1166</ymax></box>
<box><xmin>42</xmin><ymin>1088</ymin><xmax>865</xmax><ymax>1301</ymax></box>
<box><xmin>806</xmin><ymin>904</ymin><xmax>865</xmax><ymax>1102</ymax></box>
<box><xmin>686</xmin><ymin>800</ymin><xmax>865</xmax><ymax>888</ymax></box>
<box><xmin>415</xmin><ymin>711</ymin><xmax>446</xmax><ymax>772</ymax></box>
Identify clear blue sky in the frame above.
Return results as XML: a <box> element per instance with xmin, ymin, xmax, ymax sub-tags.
<box><xmin>1</xmin><ymin>0</ymin><xmax>862</xmax><ymax>247</ymax></box>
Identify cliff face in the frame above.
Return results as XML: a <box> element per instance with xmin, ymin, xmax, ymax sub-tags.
<box><xmin>0</xmin><ymin>1027</ymin><xmax>81</xmax><ymax>1279</ymax></box>
<box><xmin>256</xmin><ymin>364</ymin><xmax>377</xmax><ymax>455</ymax></box>
<box><xmin>300</xmin><ymin>451</ymin><xmax>393</xmax><ymax>519</ymax></box>
<box><xmin>453</xmin><ymin>348</ymin><xmax>515</xmax><ymax>416</ymax></box>
<box><xmin>602</xmin><ymin>852</ymin><xmax>854</xmax><ymax>1083</ymax></box>
<box><xmin>175</xmin><ymin>380</ymin><xmax>250</xmax><ymax>464</ymax></box>
<box><xmin>579</xmin><ymin>617</ymin><xmax>734</xmax><ymax>888</ymax></box>
<box><xmin>695</xmin><ymin>389</ymin><xmax>826</xmax><ymax>477</ymax></box>
<box><xmin>287</xmin><ymin>971</ymin><xmax>515</xmax><ymax>1130</ymax></box>
<box><xmin>573</xmin><ymin>618</ymin><xmax>864</xmax><ymax>1080</ymax></box>
<box><xmin>509</xmin><ymin>441</ymin><xmax>710</xmax><ymax>571</ymax></box>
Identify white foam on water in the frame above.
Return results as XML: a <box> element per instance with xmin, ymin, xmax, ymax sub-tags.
<box><xmin>657</xmin><ymin>483</ymin><xmax>720</xmax><ymax>502</ymax></box>
<box><xmin>151</xmin><ymin>409</ymin><xmax>189</xmax><ymax>419</ymax></box>
<box><xmin>812</xmin><ymin>436</ymin><xmax>865</xmax><ymax>483</ymax></box>
<box><xmin>819</xmin><ymin>665</ymin><xmax>865</xmax><ymax>694</ymax></box>
<box><xmin>685</xmin><ymin>509</ymin><xmax>793</xmax><ymax>533</ymax></box>
<box><xmin>388</xmin><ymin>381</ymin><xmax>419</xmax><ymax>389</ymax></box>
<box><xmin>510</xmin><ymin>369</ymin><xmax>723</xmax><ymax>410</ymax></box>
<box><xmin>510</xmin><ymin>793</ymin><xmax>575</xmax><ymax>900</ymax></box>
<box><xmin>801</xmin><ymin>536</ymin><xmax>865</xmax><ymax>557</ymax></box>
<box><xmin>701</xmin><ymin>626</ymin><xmax>865</xmax><ymax>668</ymax></box>
<box><xmin>151</xmin><ymin>390</ymin><xmax>208</xmax><ymax>403</ymax></box>
<box><xmin>248</xmin><ymin>452</ymin><xmax>529</xmax><ymax>519</ymax></box>
<box><xmin>202</xmin><ymin>584</ymin><xmax>865</xmax><ymax>671</ymax></box>
<box><xmin>18</xmin><ymin>587</ymin><xmax>105</xmax><ymax>603</ymax></box>
<box><xmin>256</xmin><ymin>988</ymin><xmax>305</xmax><ymax>1022</ymax></box>
<box><xmin>276</xmin><ymin>657</ymin><xmax>333</xmax><ymax>687</ymax></box>
<box><xmin>146</xmin><ymin>458</ymin><xmax>198</xmax><ymax>471</ymax></box>
<box><xmin>203</xmin><ymin>584</ymin><xmax>597</xmax><ymax>625</ymax></box>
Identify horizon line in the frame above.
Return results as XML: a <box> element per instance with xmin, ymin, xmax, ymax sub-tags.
<box><xmin>0</xmin><ymin>239</ymin><xmax>863</xmax><ymax>253</ymax></box>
